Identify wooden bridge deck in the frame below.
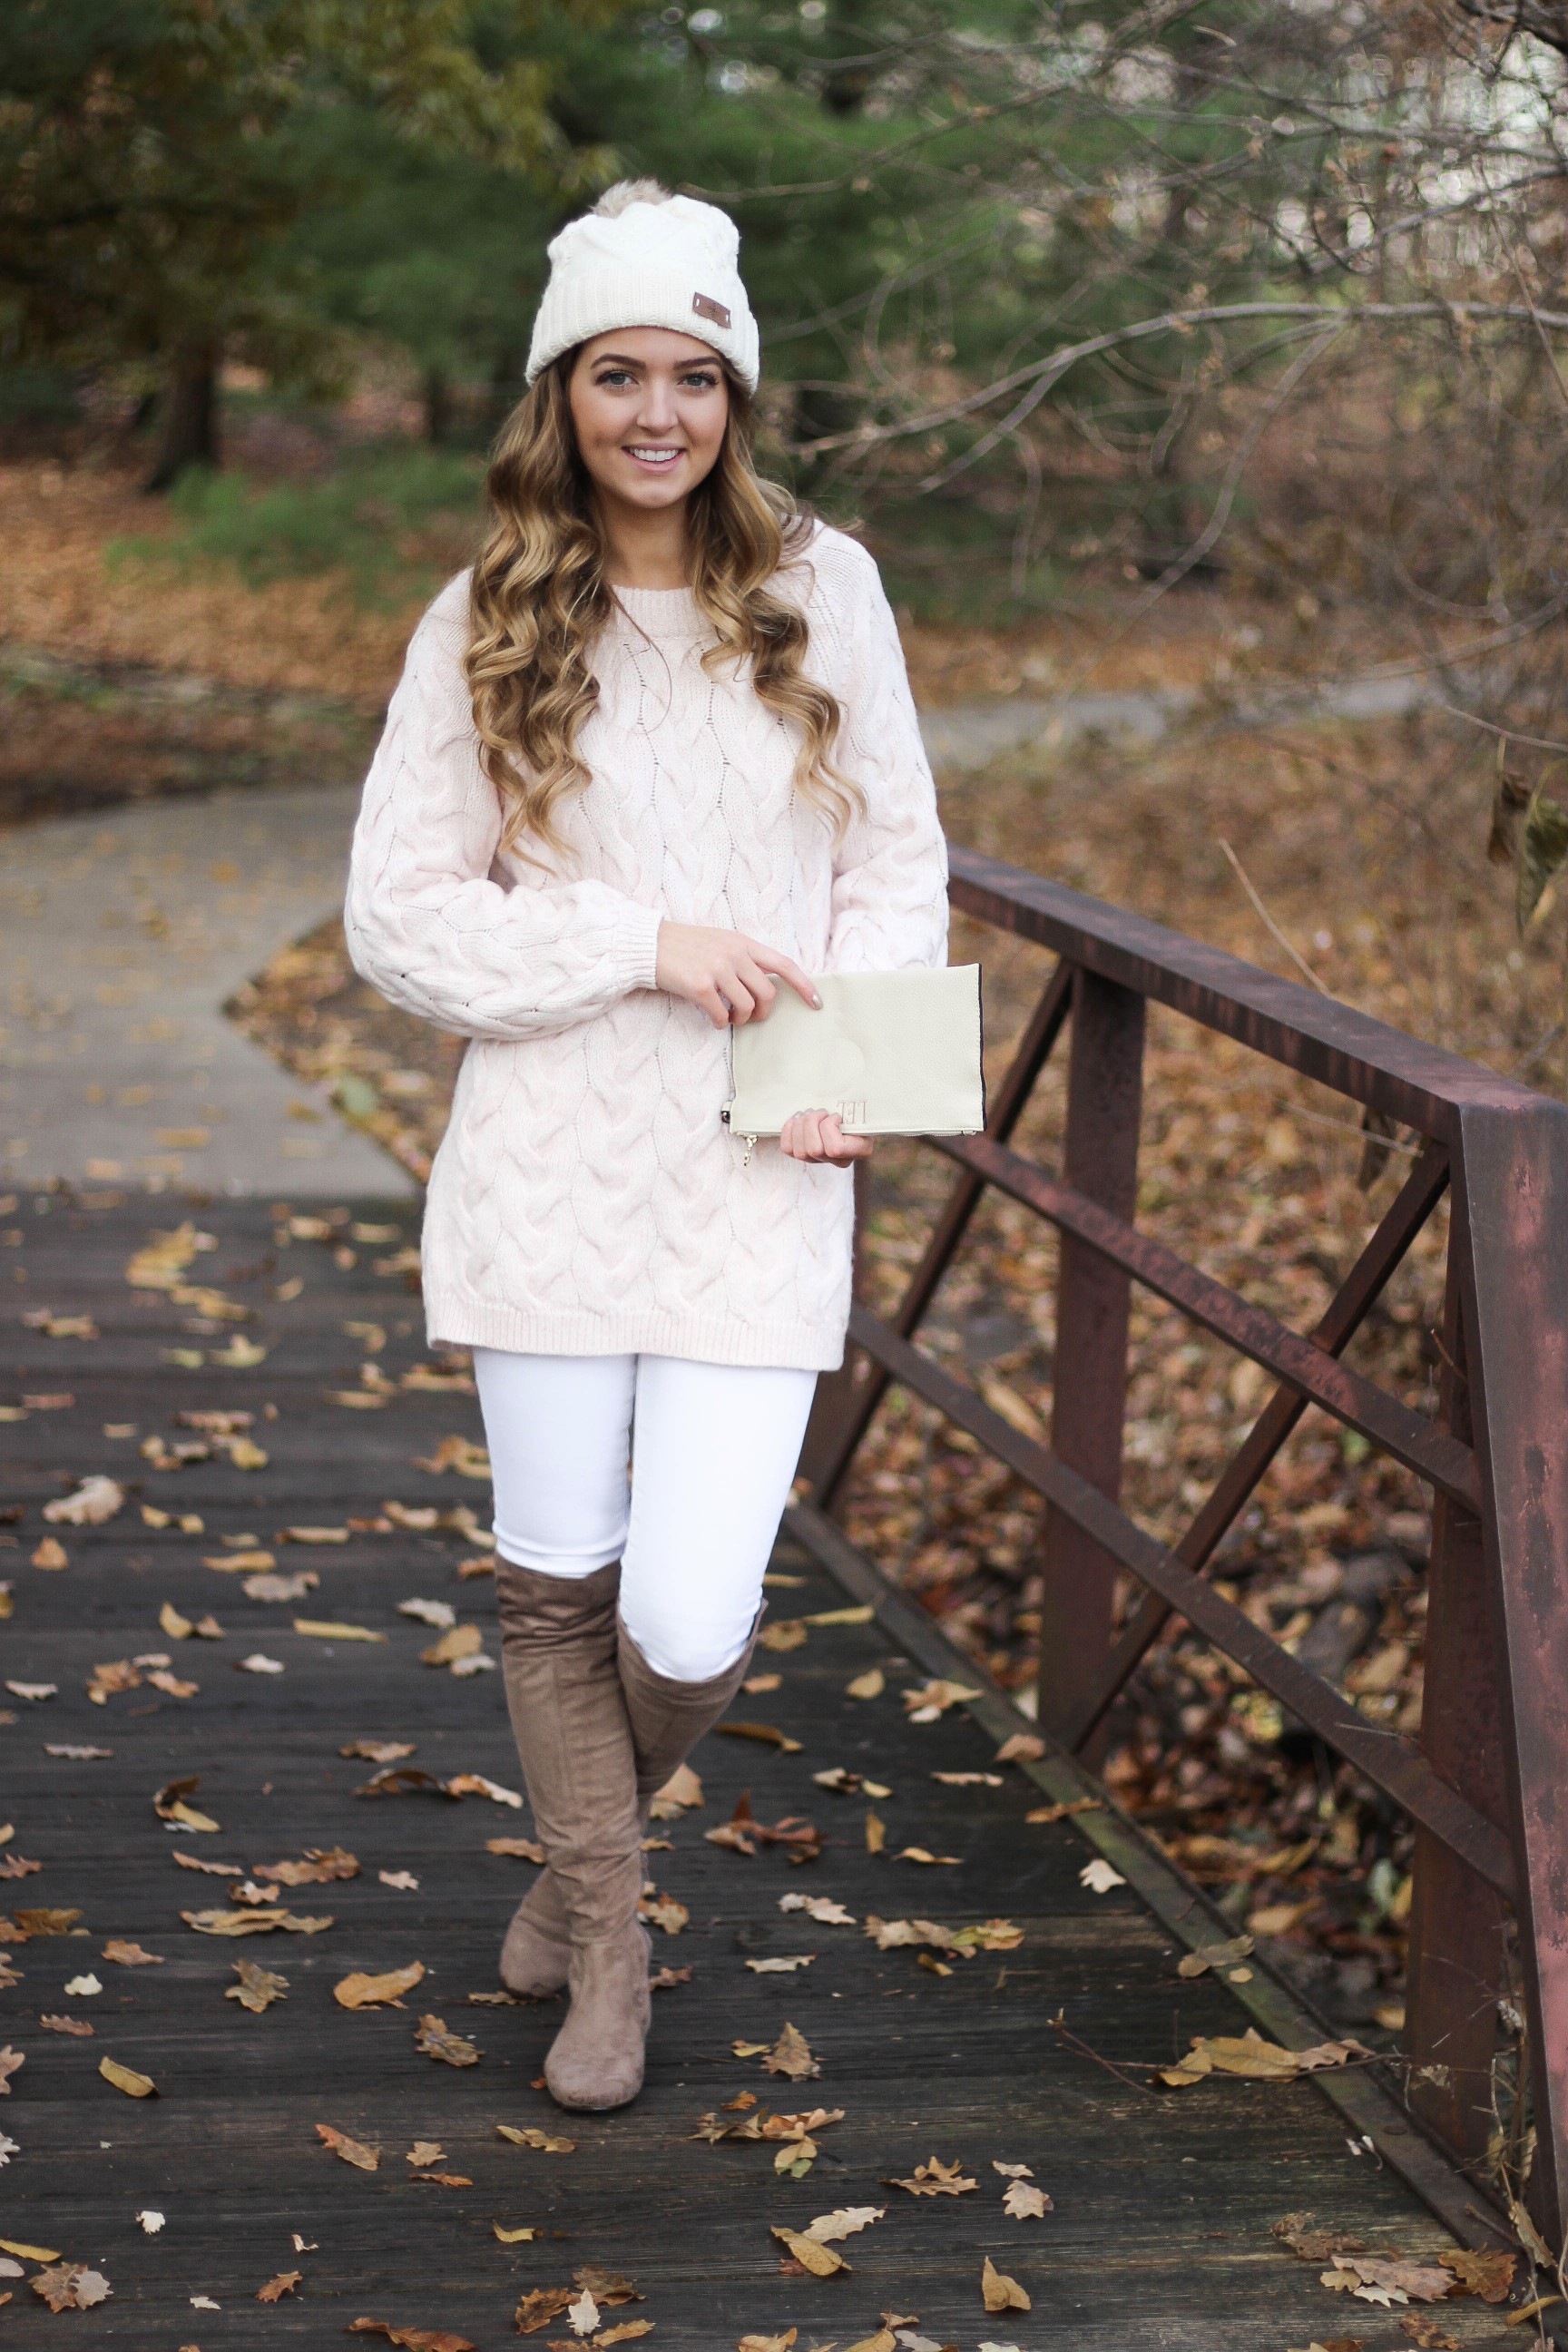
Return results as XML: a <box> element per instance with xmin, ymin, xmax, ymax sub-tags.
<box><xmin>0</xmin><ymin>1195</ymin><xmax>1525</xmax><ymax>2348</ymax></box>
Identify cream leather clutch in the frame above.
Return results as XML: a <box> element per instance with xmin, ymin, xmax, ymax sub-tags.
<box><xmin>723</xmin><ymin>965</ymin><xmax>985</xmax><ymax>1142</ymax></box>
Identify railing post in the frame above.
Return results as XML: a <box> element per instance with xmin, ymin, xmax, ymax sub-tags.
<box><xmin>1037</xmin><ymin>968</ymin><xmax>1144</xmax><ymax>1753</ymax></box>
<box><xmin>1403</xmin><ymin>1254</ymin><xmax>1509</xmax><ymax>2168</ymax></box>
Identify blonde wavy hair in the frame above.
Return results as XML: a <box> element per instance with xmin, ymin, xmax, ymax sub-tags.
<box><xmin>465</xmin><ymin>303</ymin><xmax>861</xmax><ymax>861</ymax></box>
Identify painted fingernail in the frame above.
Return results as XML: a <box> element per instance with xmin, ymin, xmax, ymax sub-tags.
<box><xmin>812</xmin><ymin>994</ymin><xmax>822</xmax><ymax>1008</ymax></box>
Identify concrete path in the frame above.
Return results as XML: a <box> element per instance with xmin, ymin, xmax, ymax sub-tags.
<box><xmin>0</xmin><ymin>661</ymin><xmax>1437</xmax><ymax>1196</ymax></box>
<box><xmin>0</xmin><ymin>782</ymin><xmax>411</xmax><ymax>1199</ymax></box>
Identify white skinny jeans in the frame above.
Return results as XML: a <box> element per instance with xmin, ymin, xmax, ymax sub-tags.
<box><xmin>472</xmin><ymin>1350</ymin><xmax>819</xmax><ymax>1682</ymax></box>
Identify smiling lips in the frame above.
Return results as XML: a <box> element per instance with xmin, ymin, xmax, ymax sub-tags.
<box><xmin>624</xmin><ymin>445</ymin><xmax>683</xmax><ymax>467</ymax></box>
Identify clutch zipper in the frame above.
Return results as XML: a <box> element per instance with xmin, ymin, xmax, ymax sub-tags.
<box><xmin>720</xmin><ymin>1039</ymin><xmax>758</xmax><ymax>1166</ymax></box>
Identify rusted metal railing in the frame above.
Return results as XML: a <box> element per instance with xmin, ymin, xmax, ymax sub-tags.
<box><xmin>788</xmin><ymin>841</ymin><xmax>1568</xmax><ymax>2244</ymax></box>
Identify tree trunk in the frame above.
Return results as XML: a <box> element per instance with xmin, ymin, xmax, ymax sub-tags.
<box><xmin>143</xmin><ymin>338</ymin><xmax>220</xmax><ymax>492</ymax></box>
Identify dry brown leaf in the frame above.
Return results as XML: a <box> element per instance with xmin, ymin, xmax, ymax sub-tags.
<box><xmin>421</xmin><ymin>1623</ymin><xmax>484</xmax><ymax>1668</ymax></box>
<box><xmin>487</xmin><ymin>1837</ymin><xmax>546</xmax><ymax>1863</ymax></box>
<box><xmin>494</xmin><ymin>2225</ymin><xmax>539</xmax><ymax>2243</ymax></box>
<box><xmin>227</xmin><ymin>1959</ymin><xmax>289</xmax><ymax>2013</ymax></box>
<box><xmin>32</xmin><ymin>2264</ymin><xmax>112</xmax><ymax>2311</ymax></box>
<box><xmin>1437</xmin><ymin>2248</ymin><xmax>1516</xmax><ymax>2302</ymax></box>
<box><xmin>1401</xmin><ymin>2319</ymin><xmax>1460</xmax><ymax>2350</ymax></box>
<box><xmin>181</xmin><ymin>1906</ymin><xmax>332</xmax><ymax>1936</ymax></box>
<box><xmin>995</xmin><ymin>1732</ymin><xmax>1046</xmax><ymax>1763</ymax></box>
<box><xmin>341</xmin><ymin>1740</ymin><xmax>416</xmax><ymax>1763</ymax></box>
<box><xmin>158</xmin><ymin>1601</ymin><xmax>192</xmax><ymax>1641</ymax></box>
<box><xmin>1003</xmin><ymin>2178</ymin><xmax>1052</xmax><ymax>2219</ymax></box>
<box><xmin>1177</xmin><ymin>1934</ymin><xmax>1256</xmax><ymax>1979</ymax></box>
<box><xmin>737</xmin><ymin>2333</ymin><xmax>797</xmax><ymax>2352</ymax></box>
<box><xmin>257</xmin><ymin>1847</ymin><xmax>360</xmax><ymax>1886</ymax></box>
<box><xmin>896</xmin><ymin>1847</ymin><xmax>962</xmax><ymax>1867</ymax></box>
<box><xmin>335</xmin><ymin>1961</ymin><xmax>426</xmax><ymax>2010</ymax></box>
<box><xmin>0</xmin><ymin>1853</ymin><xmax>41</xmax><ymax>1882</ymax></box>
<box><xmin>514</xmin><ymin>2286</ymin><xmax>576</xmax><ymax>2333</ymax></box>
<box><xmin>887</xmin><ymin>2156</ymin><xmax>976</xmax><ymax>2197</ymax></box>
<box><xmin>771</xmin><ymin>2225</ymin><xmax>848</xmax><ymax>2277</ymax></box>
<box><xmin>295</xmin><ymin>1618</ymin><xmax>387</xmax><ymax>1643</ymax></box>
<box><xmin>847</xmin><ymin>1668</ymin><xmax>885</xmax><ymax>1700</ymax></box>
<box><xmin>99</xmin><ymin>2056</ymin><xmax>156</xmax><ymax>2098</ymax></box>
<box><xmin>1025</xmin><ymin>1797</ymin><xmax>1102</xmax><ymax>1825</ymax></box>
<box><xmin>759</xmin><ymin>1619</ymin><xmax>808</xmax><ymax>1652</ymax></box>
<box><xmin>102</xmin><ymin>1939</ymin><xmax>162</xmax><ymax>1966</ymax></box>
<box><xmin>592</xmin><ymin>2325</ymin><xmax>653</xmax><ymax>2347</ymax></box>
<box><xmin>40</xmin><ymin>2013</ymin><xmax>93</xmax><ymax>2036</ymax></box>
<box><xmin>257</xmin><ymin>2270</ymin><xmax>302</xmax><ymax>2302</ymax></box>
<box><xmin>805</xmin><ymin>2206</ymin><xmax>884</xmax><ymax>2243</ymax></box>
<box><xmin>174</xmin><ymin>1852</ymin><xmax>241</xmax><ymax>1877</ymax></box>
<box><xmin>865</xmin><ymin>1808</ymin><xmax>886</xmax><ymax>1856</ymax></box>
<box><xmin>414</xmin><ymin>2013</ymin><xmax>479</xmax><ymax>2066</ymax></box>
<box><xmin>1324</xmin><ymin>2255</ymin><xmax>1455</xmax><ymax>2304</ymax></box>
<box><xmin>981</xmin><ymin>2255</ymin><xmax>1031</xmax><ymax>2312</ymax></box>
<box><xmin>779</xmin><ymin>1894</ymin><xmax>856</xmax><ymax>1926</ymax></box>
<box><xmin>902</xmin><ymin>1678</ymin><xmax>981</xmax><ymax>1722</ymax></box>
<box><xmin>31</xmin><ymin>1538</ymin><xmax>67</xmax><ymax>1571</ymax></box>
<box><xmin>1271</xmin><ymin>2212</ymin><xmax>1367</xmax><ymax>2262</ymax></box>
<box><xmin>318</xmin><ymin>2122</ymin><xmax>380</xmax><ymax>2171</ymax></box>
<box><xmin>716</xmin><ymin>1721</ymin><xmax>803</xmax><ymax>1754</ymax></box>
<box><xmin>638</xmin><ymin>1890</ymin><xmax>689</xmax><ymax>1936</ymax></box>
<box><xmin>0</xmin><ymin>1907</ymin><xmax>80</xmax><ymax>1940</ymax></box>
<box><xmin>762</xmin><ymin>2023</ymin><xmax>819</xmax><ymax>2081</ymax></box>
<box><xmin>153</xmin><ymin>1775</ymin><xmax>220</xmax><ymax>1833</ymax></box>
<box><xmin>648</xmin><ymin>1761</ymin><xmax>703</xmax><ymax>1819</ymax></box>
<box><xmin>348</xmin><ymin>2321</ymin><xmax>476</xmax><ymax>2351</ymax></box>
<box><xmin>496</xmin><ymin>2122</ymin><xmax>576</xmax><ymax>2153</ymax></box>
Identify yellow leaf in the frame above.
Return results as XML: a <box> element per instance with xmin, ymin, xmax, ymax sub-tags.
<box><xmin>294</xmin><ymin>1620</ymin><xmax>387</xmax><ymax>1643</ymax></box>
<box><xmin>203</xmin><ymin>1551</ymin><xmax>276</xmax><ymax>1573</ymax></box>
<box><xmin>865</xmin><ymin>1809</ymin><xmax>886</xmax><ymax>1855</ymax></box>
<box><xmin>421</xmin><ymin>1623</ymin><xmax>484</xmax><ymax>1667</ymax></box>
<box><xmin>770</xmin><ymin>2225</ymin><xmax>848</xmax><ymax>2277</ymax></box>
<box><xmin>31</xmin><ymin>1538</ymin><xmax>68</xmax><ymax>1571</ymax></box>
<box><xmin>100</xmin><ymin>2055</ymin><xmax>156</xmax><ymax>2098</ymax></box>
<box><xmin>159</xmin><ymin>1602</ymin><xmax>192</xmax><ymax>1641</ymax></box>
<box><xmin>334</xmin><ymin>1962</ymin><xmax>426</xmax><ymax>2009</ymax></box>
<box><xmin>803</xmin><ymin>1604</ymin><xmax>875</xmax><ymax>1627</ymax></box>
<box><xmin>0</xmin><ymin>2237</ymin><xmax>63</xmax><ymax>2260</ymax></box>
<box><xmin>495</xmin><ymin>2122</ymin><xmax>575</xmax><ymax>2153</ymax></box>
<box><xmin>982</xmin><ymin>2254</ymin><xmax>1032</xmax><ymax>2312</ymax></box>
<box><xmin>847</xmin><ymin>1667</ymin><xmax>885</xmax><ymax>1700</ymax></box>
<box><xmin>493</xmin><ymin>2224</ymin><xmax>538</xmax><ymax>2243</ymax></box>
<box><xmin>317</xmin><ymin>2122</ymin><xmax>379</xmax><ymax>2170</ymax></box>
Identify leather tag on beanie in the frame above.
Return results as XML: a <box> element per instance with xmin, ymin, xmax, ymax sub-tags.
<box><xmin>692</xmin><ymin>292</ymin><xmax>731</xmax><ymax>328</ymax></box>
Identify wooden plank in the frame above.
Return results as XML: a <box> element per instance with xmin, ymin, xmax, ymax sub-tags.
<box><xmin>0</xmin><ymin>1198</ymin><xmax>1534</xmax><ymax>2343</ymax></box>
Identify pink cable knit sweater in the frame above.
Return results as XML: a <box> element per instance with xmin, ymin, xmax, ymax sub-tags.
<box><xmin>345</xmin><ymin>524</ymin><xmax>948</xmax><ymax>1370</ymax></box>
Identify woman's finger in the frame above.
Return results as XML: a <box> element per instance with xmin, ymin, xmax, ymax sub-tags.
<box><xmin>721</xmin><ymin>971</ymin><xmax>758</xmax><ymax>1024</ymax></box>
<box><xmin>735</xmin><ymin>959</ymin><xmax>776</xmax><ymax>1019</ymax></box>
<box><xmin>751</xmin><ymin>944</ymin><xmax>821</xmax><ymax>1010</ymax></box>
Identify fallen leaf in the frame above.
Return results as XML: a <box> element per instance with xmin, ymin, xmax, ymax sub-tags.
<box><xmin>5</xmin><ymin>1681</ymin><xmax>56</xmax><ymax>1700</ymax></box>
<box><xmin>805</xmin><ymin>2206</ymin><xmax>884</xmax><ymax>2243</ymax></box>
<box><xmin>515</xmin><ymin>2286</ymin><xmax>577</xmax><ymax>2332</ymax></box>
<box><xmin>2</xmin><ymin>1908</ymin><xmax>79</xmax><ymax>1938</ymax></box>
<box><xmin>650</xmin><ymin>1964</ymin><xmax>692</xmax><ymax>1989</ymax></box>
<box><xmin>747</xmin><ymin>1955</ymin><xmax>816</xmax><ymax>1974</ymax></box>
<box><xmin>415</xmin><ymin>2013</ymin><xmax>479</xmax><ymax>2066</ymax></box>
<box><xmin>441</xmin><ymin>1773</ymin><xmax>523</xmax><ymax>1807</ymax></box>
<box><xmin>204</xmin><ymin>1551</ymin><xmax>276</xmax><ymax>1573</ymax></box>
<box><xmin>933</xmin><ymin>1771</ymin><xmax>1003</xmax><ymax>1787</ymax></box>
<box><xmin>244</xmin><ymin>1571</ymin><xmax>318</xmax><ymax>1602</ymax></box>
<box><xmin>258</xmin><ymin>2270</ymin><xmax>302</xmax><ymax>2302</ymax></box>
<box><xmin>0</xmin><ymin>2235</ymin><xmax>59</xmax><ymax>2259</ymax></box>
<box><xmin>995</xmin><ymin>1732</ymin><xmax>1046</xmax><ymax>1764</ymax></box>
<box><xmin>29</xmin><ymin>1541</ymin><xmax>67</xmax><ymax>1571</ymax></box>
<box><xmin>887</xmin><ymin>2156</ymin><xmax>976</xmax><ymax>2196</ymax></box>
<box><xmin>1438</xmin><ymin>2248</ymin><xmax>1516</xmax><ymax>2302</ymax></box>
<box><xmin>341</xmin><ymin>1740</ymin><xmax>416</xmax><ymax>1763</ymax></box>
<box><xmin>496</xmin><ymin>2123</ymin><xmax>575</xmax><ymax>2153</ymax></box>
<box><xmin>348</xmin><ymin>2321</ymin><xmax>476</xmax><ymax>2351</ymax></box>
<box><xmin>1025</xmin><ymin>1798</ymin><xmax>1102</xmax><ymax>1825</ymax></box>
<box><xmin>737</xmin><ymin>2333</ymin><xmax>797</xmax><ymax>2352</ymax></box>
<box><xmin>40</xmin><ymin>2014</ymin><xmax>94</xmax><ymax>2035</ymax></box>
<box><xmin>182</xmin><ymin>1907</ymin><xmax>332</xmax><ymax>1936</ymax></box>
<box><xmin>1177</xmin><ymin>1935</ymin><xmax>1255</xmax><ymax>1979</ymax></box>
<box><xmin>902</xmin><ymin>1678</ymin><xmax>981</xmax><ymax>1722</ymax></box>
<box><xmin>154</xmin><ymin>1775</ymin><xmax>221</xmax><ymax>1832</ymax></box>
<box><xmin>1161</xmin><ymin>2030</ymin><xmax>1367</xmax><ymax>2088</ymax></box>
<box><xmin>380</xmin><ymin>1869</ymin><xmax>419</xmax><ymax>1891</ymax></box>
<box><xmin>103</xmin><ymin>1940</ymin><xmax>163</xmax><ymax>1966</ymax></box>
<box><xmin>318</xmin><ymin>2122</ymin><xmax>380</xmax><ymax>2170</ymax></box>
<box><xmin>638</xmin><ymin>1890</ymin><xmax>689</xmax><ymax>1936</ymax></box>
<box><xmin>1271</xmin><ymin>2212</ymin><xmax>1367</xmax><ymax>2262</ymax></box>
<box><xmin>63</xmin><ymin>1973</ymin><xmax>101</xmax><ymax>1994</ymax></box>
<box><xmin>743</xmin><ymin>1672</ymin><xmax>782</xmax><ymax>1694</ymax></box>
<box><xmin>813</xmin><ymin>1767</ymin><xmax>892</xmax><ymax>1798</ymax></box>
<box><xmin>227</xmin><ymin>1959</ymin><xmax>289</xmax><ymax>2013</ymax></box>
<box><xmin>771</xmin><ymin>2226</ymin><xmax>848</xmax><ymax>2277</ymax></box>
<box><xmin>1080</xmin><ymin>1858</ymin><xmax>1126</xmax><ymax>1894</ymax></box>
<box><xmin>1003</xmin><ymin>2180</ymin><xmax>1052</xmax><ymax>2219</ymax></box>
<box><xmin>779</xmin><ymin>1894</ymin><xmax>856</xmax><ymax>1926</ymax></box>
<box><xmin>398</xmin><ymin>1597</ymin><xmax>456</xmax><ymax>1630</ymax></box>
<box><xmin>174</xmin><ymin>1852</ymin><xmax>241</xmax><ymax>1877</ymax></box>
<box><xmin>866</xmin><ymin>1809</ymin><xmax>886</xmax><ymax>1855</ymax></box>
<box><xmin>566</xmin><ymin>2287</ymin><xmax>600</xmax><ymax>2333</ymax></box>
<box><xmin>137</xmin><ymin>2210</ymin><xmax>164</xmax><ymax>2233</ymax></box>
<box><xmin>760</xmin><ymin>1620</ymin><xmax>808</xmax><ymax>1652</ymax></box>
<box><xmin>256</xmin><ymin>1847</ymin><xmax>360</xmax><ymax>1886</ymax></box>
<box><xmin>413</xmin><ymin>1435</ymin><xmax>490</xmax><ymax>1478</ymax></box>
<box><xmin>494</xmin><ymin>2225</ymin><xmax>539</xmax><ymax>2243</ymax></box>
<box><xmin>717</xmin><ymin>1722</ymin><xmax>803</xmax><ymax>1754</ymax></box>
<box><xmin>295</xmin><ymin>1619</ymin><xmax>387</xmax><ymax>1643</ymax></box>
<box><xmin>847</xmin><ymin>1668</ymin><xmax>885</xmax><ymax>1700</ymax></box>
<box><xmin>146</xmin><ymin>1669</ymin><xmax>199</xmax><ymax>1698</ymax></box>
<box><xmin>593</xmin><ymin>2326</ymin><xmax>655</xmax><ymax>2347</ymax></box>
<box><xmin>1324</xmin><ymin>2255</ymin><xmax>1455</xmax><ymax>2305</ymax></box>
<box><xmin>762</xmin><ymin>2023</ymin><xmax>819</xmax><ymax>2081</ymax></box>
<box><xmin>1400</xmin><ymin>2320</ymin><xmax>1460</xmax><ymax>2349</ymax></box>
<box><xmin>487</xmin><ymin>1837</ymin><xmax>546</xmax><ymax>1863</ymax></box>
<box><xmin>336</xmin><ymin>1962</ymin><xmax>426</xmax><ymax>2009</ymax></box>
<box><xmin>0</xmin><ymin>1853</ymin><xmax>41</xmax><ymax>1882</ymax></box>
<box><xmin>99</xmin><ymin>2055</ymin><xmax>156</xmax><ymax>2097</ymax></box>
<box><xmin>897</xmin><ymin>1847</ymin><xmax>962</xmax><ymax>1867</ymax></box>
<box><xmin>282</xmin><ymin>1524</ymin><xmax>350</xmax><ymax>1544</ymax></box>
<box><xmin>42</xmin><ymin>1475</ymin><xmax>122</xmax><ymax>1526</ymax></box>
<box><xmin>980</xmin><ymin>2256</ymin><xmax>1031</xmax><ymax>2313</ymax></box>
<box><xmin>236</xmin><ymin>1653</ymin><xmax>285</xmax><ymax>1675</ymax></box>
<box><xmin>33</xmin><ymin>2264</ymin><xmax>112</xmax><ymax>2311</ymax></box>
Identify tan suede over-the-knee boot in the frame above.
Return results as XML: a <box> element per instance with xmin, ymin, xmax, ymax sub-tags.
<box><xmin>615</xmin><ymin>1608</ymin><xmax>764</xmax><ymax>1810</ymax></box>
<box><xmin>502</xmin><ymin>1601</ymin><xmax>765</xmax><ymax>1994</ymax></box>
<box><xmin>495</xmin><ymin>1560</ymin><xmax>651</xmax><ymax>2111</ymax></box>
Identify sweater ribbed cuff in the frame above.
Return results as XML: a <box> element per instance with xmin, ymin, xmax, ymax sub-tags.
<box><xmin>617</xmin><ymin>905</ymin><xmax>663</xmax><ymax>995</ymax></box>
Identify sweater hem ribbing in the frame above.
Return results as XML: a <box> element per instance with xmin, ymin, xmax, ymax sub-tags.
<box><xmin>426</xmin><ymin>1290</ymin><xmax>846</xmax><ymax>1374</ymax></box>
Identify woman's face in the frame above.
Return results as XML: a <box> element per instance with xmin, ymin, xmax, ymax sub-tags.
<box><xmin>568</xmin><ymin>328</ymin><xmax>730</xmax><ymax>516</ymax></box>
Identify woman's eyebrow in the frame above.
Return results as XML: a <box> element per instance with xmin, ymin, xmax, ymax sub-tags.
<box><xmin>590</xmin><ymin>350</ymin><xmax>719</xmax><ymax>370</ymax></box>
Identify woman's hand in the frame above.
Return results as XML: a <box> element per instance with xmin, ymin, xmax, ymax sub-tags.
<box><xmin>779</xmin><ymin>1110</ymin><xmax>872</xmax><ymax>1167</ymax></box>
<box><xmin>654</xmin><ymin>921</ymin><xmax>819</xmax><ymax>1030</ymax></box>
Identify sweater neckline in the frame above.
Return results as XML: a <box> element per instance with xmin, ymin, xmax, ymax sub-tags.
<box><xmin>610</xmin><ymin>582</ymin><xmax>706</xmax><ymax>641</ymax></box>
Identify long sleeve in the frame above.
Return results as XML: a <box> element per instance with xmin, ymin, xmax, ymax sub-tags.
<box><xmin>344</xmin><ymin>583</ymin><xmax>662</xmax><ymax>1043</ymax></box>
<box><xmin>818</xmin><ymin>541</ymin><xmax>950</xmax><ymax>975</ymax></box>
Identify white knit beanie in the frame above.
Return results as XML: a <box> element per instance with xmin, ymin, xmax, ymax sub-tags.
<box><xmin>525</xmin><ymin>180</ymin><xmax>760</xmax><ymax>392</ymax></box>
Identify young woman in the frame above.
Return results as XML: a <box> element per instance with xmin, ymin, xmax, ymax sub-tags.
<box><xmin>346</xmin><ymin>181</ymin><xmax>947</xmax><ymax>2112</ymax></box>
